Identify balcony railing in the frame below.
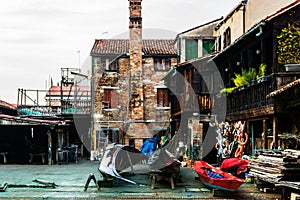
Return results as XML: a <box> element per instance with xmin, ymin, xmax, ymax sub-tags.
<box><xmin>225</xmin><ymin>72</ymin><xmax>300</xmax><ymax>115</ymax></box>
<box><xmin>226</xmin><ymin>76</ymin><xmax>274</xmax><ymax>114</ymax></box>
<box><xmin>171</xmin><ymin>93</ymin><xmax>211</xmax><ymax>116</ymax></box>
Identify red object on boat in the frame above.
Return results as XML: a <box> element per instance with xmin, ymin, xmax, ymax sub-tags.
<box><xmin>220</xmin><ymin>157</ymin><xmax>250</xmax><ymax>175</ymax></box>
<box><xmin>193</xmin><ymin>160</ymin><xmax>246</xmax><ymax>191</ymax></box>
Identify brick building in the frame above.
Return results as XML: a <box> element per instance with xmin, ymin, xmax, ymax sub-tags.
<box><xmin>90</xmin><ymin>0</ymin><xmax>177</xmax><ymax>152</ymax></box>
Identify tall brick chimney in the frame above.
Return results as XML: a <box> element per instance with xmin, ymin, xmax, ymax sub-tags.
<box><xmin>126</xmin><ymin>0</ymin><xmax>153</xmax><ymax>149</ymax></box>
<box><xmin>128</xmin><ymin>0</ymin><xmax>143</xmax><ymax>120</ymax></box>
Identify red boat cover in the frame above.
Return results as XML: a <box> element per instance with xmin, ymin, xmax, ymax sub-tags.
<box><xmin>220</xmin><ymin>158</ymin><xmax>249</xmax><ymax>175</ymax></box>
<box><xmin>193</xmin><ymin>160</ymin><xmax>246</xmax><ymax>191</ymax></box>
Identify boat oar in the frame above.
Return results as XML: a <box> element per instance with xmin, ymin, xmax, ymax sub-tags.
<box><xmin>32</xmin><ymin>179</ymin><xmax>57</xmax><ymax>187</ymax></box>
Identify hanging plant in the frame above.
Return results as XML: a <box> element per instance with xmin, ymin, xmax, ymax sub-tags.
<box><xmin>277</xmin><ymin>21</ymin><xmax>300</xmax><ymax>65</ymax></box>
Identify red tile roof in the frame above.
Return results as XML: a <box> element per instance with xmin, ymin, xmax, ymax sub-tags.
<box><xmin>46</xmin><ymin>86</ymin><xmax>90</xmax><ymax>97</ymax></box>
<box><xmin>267</xmin><ymin>78</ymin><xmax>300</xmax><ymax>98</ymax></box>
<box><xmin>91</xmin><ymin>39</ymin><xmax>177</xmax><ymax>55</ymax></box>
<box><xmin>0</xmin><ymin>99</ymin><xmax>17</xmax><ymax>110</ymax></box>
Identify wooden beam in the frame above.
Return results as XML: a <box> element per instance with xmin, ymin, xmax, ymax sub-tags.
<box><xmin>272</xmin><ymin>116</ymin><xmax>278</xmax><ymax>149</ymax></box>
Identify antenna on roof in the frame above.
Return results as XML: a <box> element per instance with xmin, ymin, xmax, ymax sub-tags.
<box><xmin>102</xmin><ymin>32</ymin><xmax>108</xmax><ymax>39</ymax></box>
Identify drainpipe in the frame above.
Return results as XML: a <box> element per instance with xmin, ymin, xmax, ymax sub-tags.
<box><xmin>241</xmin><ymin>0</ymin><xmax>247</xmax><ymax>34</ymax></box>
<box><xmin>91</xmin><ymin>56</ymin><xmax>95</xmax><ymax>152</ymax></box>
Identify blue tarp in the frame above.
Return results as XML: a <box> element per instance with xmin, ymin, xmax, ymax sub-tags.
<box><xmin>140</xmin><ymin>136</ymin><xmax>161</xmax><ymax>157</ymax></box>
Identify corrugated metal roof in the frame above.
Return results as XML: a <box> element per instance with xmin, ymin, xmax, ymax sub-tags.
<box><xmin>90</xmin><ymin>39</ymin><xmax>177</xmax><ymax>55</ymax></box>
<box><xmin>0</xmin><ymin>114</ymin><xmax>60</xmax><ymax>125</ymax></box>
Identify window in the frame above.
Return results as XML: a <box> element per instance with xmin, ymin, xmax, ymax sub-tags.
<box><xmin>103</xmin><ymin>89</ymin><xmax>117</xmax><ymax>109</ymax></box>
<box><xmin>185</xmin><ymin>39</ymin><xmax>198</xmax><ymax>61</ymax></box>
<box><xmin>154</xmin><ymin>58</ymin><xmax>171</xmax><ymax>71</ymax></box>
<box><xmin>199</xmin><ymin>94</ymin><xmax>211</xmax><ymax>112</ymax></box>
<box><xmin>98</xmin><ymin>128</ymin><xmax>120</xmax><ymax>146</ymax></box>
<box><xmin>129</xmin><ymin>139</ymin><xmax>135</xmax><ymax>147</ymax></box>
<box><xmin>201</xmin><ymin>73</ymin><xmax>211</xmax><ymax>93</ymax></box>
<box><xmin>193</xmin><ymin>70</ymin><xmax>201</xmax><ymax>94</ymax></box>
<box><xmin>217</xmin><ymin>36</ymin><xmax>222</xmax><ymax>52</ymax></box>
<box><xmin>102</xmin><ymin>58</ymin><xmax>118</xmax><ymax>71</ymax></box>
<box><xmin>223</xmin><ymin>27</ymin><xmax>231</xmax><ymax>48</ymax></box>
<box><xmin>202</xmin><ymin>39</ymin><xmax>215</xmax><ymax>56</ymax></box>
<box><xmin>157</xmin><ymin>88</ymin><xmax>169</xmax><ymax>107</ymax></box>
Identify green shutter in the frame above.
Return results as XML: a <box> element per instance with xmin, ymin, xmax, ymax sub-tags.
<box><xmin>185</xmin><ymin>39</ymin><xmax>198</xmax><ymax>61</ymax></box>
<box><xmin>203</xmin><ymin>39</ymin><xmax>215</xmax><ymax>56</ymax></box>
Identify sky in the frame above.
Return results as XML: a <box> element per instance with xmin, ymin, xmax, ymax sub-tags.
<box><xmin>0</xmin><ymin>0</ymin><xmax>240</xmax><ymax>104</ymax></box>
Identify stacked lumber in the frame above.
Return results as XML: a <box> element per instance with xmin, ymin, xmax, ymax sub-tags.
<box><xmin>249</xmin><ymin>149</ymin><xmax>300</xmax><ymax>184</ymax></box>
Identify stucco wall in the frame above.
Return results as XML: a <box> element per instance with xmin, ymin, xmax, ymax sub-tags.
<box><xmin>213</xmin><ymin>6</ymin><xmax>244</xmax><ymax>50</ymax></box>
<box><xmin>177</xmin><ymin>22</ymin><xmax>219</xmax><ymax>62</ymax></box>
<box><xmin>245</xmin><ymin>0</ymin><xmax>296</xmax><ymax>31</ymax></box>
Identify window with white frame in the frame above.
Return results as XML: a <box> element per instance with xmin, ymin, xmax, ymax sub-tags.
<box><xmin>154</xmin><ymin>57</ymin><xmax>171</xmax><ymax>71</ymax></box>
<box><xmin>103</xmin><ymin>89</ymin><xmax>117</xmax><ymax>109</ymax></box>
<box><xmin>157</xmin><ymin>88</ymin><xmax>169</xmax><ymax>107</ymax></box>
<box><xmin>102</xmin><ymin>58</ymin><xmax>118</xmax><ymax>71</ymax></box>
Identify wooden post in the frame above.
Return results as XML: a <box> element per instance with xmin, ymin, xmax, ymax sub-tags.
<box><xmin>250</xmin><ymin>123</ymin><xmax>254</xmax><ymax>155</ymax></box>
<box><xmin>262</xmin><ymin>119</ymin><xmax>268</xmax><ymax>149</ymax></box>
<box><xmin>47</xmin><ymin>129</ymin><xmax>52</xmax><ymax>165</ymax></box>
<box><xmin>272</xmin><ymin>116</ymin><xmax>278</xmax><ymax>149</ymax></box>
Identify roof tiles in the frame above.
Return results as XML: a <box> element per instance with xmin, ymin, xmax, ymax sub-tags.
<box><xmin>91</xmin><ymin>39</ymin><xmax>177</xmax><ymax>55</ymax></box>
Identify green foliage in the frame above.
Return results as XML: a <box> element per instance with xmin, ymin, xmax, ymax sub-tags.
<box><xmin>277</xmin><ymin>22</ymin><xmax>300</xmax><ymax>65</ymax></box>
<box><xmin>220</xmin><ymin>67</ymin><xmax>258</xmax><ymax>93</ymax></box>
<box><xmin>220</xmin><ymin>87</ymin><xmax>235</xmax><ymax>94</ymax></box>
<box><xmin>232</xmin><ymin>68</ymin><xmax>257</xmax><ymax>87</ymax></box>
<box><xmin>257</xmin><ymin>63</ymin><xmax>267</xmax><ymax>78</ymax></box>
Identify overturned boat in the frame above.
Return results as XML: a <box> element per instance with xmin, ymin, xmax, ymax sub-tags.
<box><xmin>99</xmin><ymin>143</ymin><xmax>147</xmax><ymax>185</ymax></box>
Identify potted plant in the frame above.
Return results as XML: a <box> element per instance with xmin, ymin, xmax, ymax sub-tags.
<box><xmin>277</xmin><ymin>21</ymin><xmax>300</xmax><ymax>71</ymax></box>
<box><xmin>256</xmin><ymin>63</ymin><xmax>268</xmax><ymax>83</ymax></box>
<box><xmin>220</xmin><ymin>68</ymin><xmax>257</xmax><ymax>94</ymax></box>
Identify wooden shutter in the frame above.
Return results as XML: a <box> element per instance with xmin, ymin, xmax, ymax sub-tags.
<box><xmin>157</xmin><ymin>89</ymin><xmax>169</xmax><ymax>107</ymax></box>
<box><xmin>185</xmin><ymin>39</ymin><xmax>198</xmax><ymax>61</ymax></box>
<box><xmin>104</xmin><ymin>89</ymin><xmax>117</xmax><ymax>108</ymax></box>
<box><xmin>110</xmin><ymin>90</ymin><xmax>117</xmax><ymax>108</ymax></box>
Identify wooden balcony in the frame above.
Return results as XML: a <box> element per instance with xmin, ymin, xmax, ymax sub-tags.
<box><xmin>171</xmin><ymin>93</ymin><xmax>211</xmax><ymax>117</ymax></box>
<box><xmin>223</xmin><ymin>73</ymin><xmax>300</xmax><ymax>121</ymax></box>
<box><xmin>226</xmin><ymin>77</ymin><xmax>274</xmax><ymax>115</ymax></box>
